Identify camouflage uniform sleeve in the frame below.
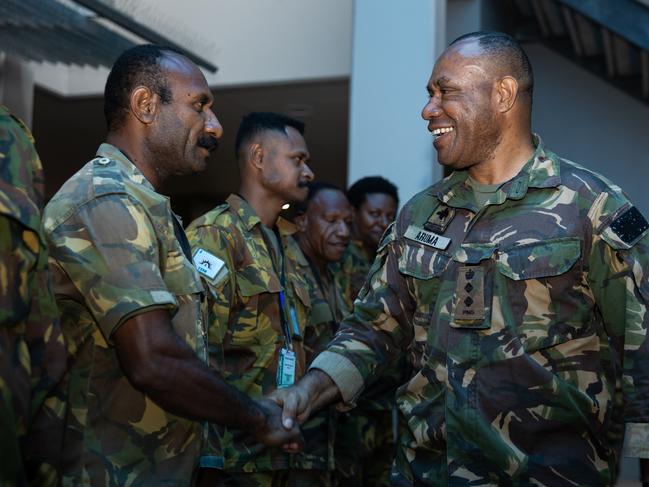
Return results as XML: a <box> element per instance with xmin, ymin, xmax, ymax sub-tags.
<box><xmin>0</xmin><ymin>217</ymin><xmax>38</xmax><ymax>325</ymax></box>
<box><xmin>310</xmin><ymin>222</ymin><xmax>415</xmax><ymax>406</ymax></box>
<box><xmin>186</xmin><ymin>224</ymin><xmax>233</xmax><ymax>353</ymax></box>
<box><xmin>46</xmin><ymin>194</ymin><xmax>177</xmax><ymax>343</ymax></box>
<box><xmin>587</xmin><ymin>194</ymin><xmax>649</xmax><ymax>458</ymax></box>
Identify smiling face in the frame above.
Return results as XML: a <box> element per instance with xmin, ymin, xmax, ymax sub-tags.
<box><xmin>260</xmin><ymin>126</ymin><xmax>314</xmax><ymax>204</ymax></box>
<box><xmin>147</xmin><ymin>53</ymin><xmax>223</xmax><ymax>176</ymax></box>
<box><xmin>354</xmin><ymin>192</ymin><xmax>397</xmax><ymax>249</ymax></box>
<box><xmin>421</xmin><ymin>39</ymin><xmax>502</xmax><ymax>171</ymax></box>
<box><xmin>297</xmin><ymin>188</ymin><xmax>352</xmax><ymax>267</ymax></box>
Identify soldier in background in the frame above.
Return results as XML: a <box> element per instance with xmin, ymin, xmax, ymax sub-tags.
<box><xmin>43</xmin><ymin>47</ymin><xmax>300</xmax><ymax>486</ymax></box>
<box><xmin>331</xmin><ymin>176</ymin><xmax>403</xmax><ymax>487</ymax></box>
<box><xmin>186</xmin><ymin>112</ymin><xmax>318</xmax><ymax>486</ymax></box>
<box><xmin>0</xmin><ymin>105</ymin><xmax>65</xmax><ymax>486</ymax></box>
<box><xmin>293</xmin><ymin>182</ymin><xmax>353</xmax><ymax>485</ymax></box>
<box><xmin>271</xmin><ymin>31</ymin><xmax>649</xmax><ymax>486</ymax></box>
<box><xmin>335</xmin><ymin>176</ymin><xmax>398</xmax><ymax>311</ymax></box>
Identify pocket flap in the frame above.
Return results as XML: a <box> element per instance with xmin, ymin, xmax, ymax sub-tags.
<box><xmin>237</xmin><ymin>264</ymin><xmax>281</xmax><ymax>296</ymax></box>
<box><xmin>292</xmin><ymin>280</ymin><xmax>311</xmax><ymax>308</ymax></box>
<box><xmin>452</xmin><ymin>242</ymin><xmax>496</xmax><ymax>264</ymax></box>
<box><xmin>497</xmin><ymin>237</ymin><xmax>581</xmax><ymax>280</ymax></box>
<box><xmin>398</xmin><ymin>244</ymin><xmax>450</xmax><ymax>280</ymax></box>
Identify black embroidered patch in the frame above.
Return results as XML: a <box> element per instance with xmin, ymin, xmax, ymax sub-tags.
<box><xmin>610</xmin><ymin>206</ymin><xmax>649</xmax><ymax>245</ymax></box>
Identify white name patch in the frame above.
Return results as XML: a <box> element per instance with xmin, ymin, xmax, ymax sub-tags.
<box><xmin>193</xmin><ymin>248</ymin><xmax>225</xmax><ymax>280</ymax></box>
<box><xmin>404</xmin><ymin>225</ymin><xmax>451</xmax><ymax>250</ymax></box>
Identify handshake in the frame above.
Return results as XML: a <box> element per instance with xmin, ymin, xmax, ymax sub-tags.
<box><xmin>253</xmin><ymin>370</ymin><xmax>340</xmax><ymax>452</ymax></box>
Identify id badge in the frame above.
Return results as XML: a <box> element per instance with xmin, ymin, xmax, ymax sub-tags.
<box><xmin>276</xmin><ymin>348</ymin><xmax>296</xmax><ymax>389</ymax></box>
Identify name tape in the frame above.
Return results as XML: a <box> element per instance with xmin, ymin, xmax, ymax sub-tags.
<box><xmin>404</xmin><ymin>225</ymin><xmax>451</xmax><ymax>250</ymax></box>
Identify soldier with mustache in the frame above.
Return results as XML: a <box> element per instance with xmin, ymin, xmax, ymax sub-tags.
<box><xmin>43</xmin><ymin>47</ymin><xmax>300</xmax><ymax>486</ymax></box>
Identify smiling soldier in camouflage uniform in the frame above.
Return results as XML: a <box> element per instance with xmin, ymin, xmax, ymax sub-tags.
<box><xmin>0</xmin><ymin>105</ymin><xmax>65</xmax><ymax>486</ymax></box>
<box><xmin>294</xmin><ymin>182</ymin><xmax>354</xmax><ymax>485</ymax></box>
<box><xmin>270</xmin><ymin>31</ymin><xmax>649</xmax><ymax>486</ymax></box>
<box><xmin>44</xmin><ymin>47</ymin><xmax>300</xmax><ymax>487</ymax></box>
<box><xmin>187</xmin><ymin>112</ymin><xmax>319</xmax><ymax>486</ymax></box>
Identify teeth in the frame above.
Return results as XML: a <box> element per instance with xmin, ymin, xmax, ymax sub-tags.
<box><xmin>432</xmin><ymin>127</ymin><xmax>454</xmax><ymax>136</ymax></box>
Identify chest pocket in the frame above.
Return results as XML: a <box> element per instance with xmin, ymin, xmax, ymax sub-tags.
<box><xmin>495</xmin><ymin>237</ymin><xmax>585</xmax><ymax>351</ymax></box>
<box><xmin>398</xmin><ymin>242</ymin><xmax>450</xmax><ymax>303</ymax></box>
<box><xmin>231</xmin><ymin>264</ymin><xmax>282</xmax><ymax>347</ymax></box>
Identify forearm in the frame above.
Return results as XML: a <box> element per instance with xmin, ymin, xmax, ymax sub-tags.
<box><xmin>136</xmin><ymin>341</ymin><xmax>266</xmax><ymax>430</ymax></box>
<box><xmin>300</xmin><ymin>369</ymin><xmax>342</xmax><ymax>413</ymax></box>
<box><xmin>115</xmin><ymin>310</ymin><xmax>266</xmax><ymax>433</ymax></box>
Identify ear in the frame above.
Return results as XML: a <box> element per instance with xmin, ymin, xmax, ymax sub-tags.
<box><xmin>294</xmin><ymin>213</ymin><xmax>307</xmax><ymax>232</ymax></box>
<box><xmin>247</xmin><ymin>142</ymin><xmax>264</xmax><ymax>171</ymax></box>
<box><xmin>495</xmin><ymin>76</ymin><xmax>518</xmax><ymax>113</ymax></box>
<box><xmin>130</xmin><ymin>86</ymin><xmax>159</xmax><ymax>125</ymax></box>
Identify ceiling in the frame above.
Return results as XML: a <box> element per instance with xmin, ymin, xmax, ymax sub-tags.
<box><xmin>33</xmin><ymin>78</ymin><xmax>349</xmax><ymax>222</ymax></box>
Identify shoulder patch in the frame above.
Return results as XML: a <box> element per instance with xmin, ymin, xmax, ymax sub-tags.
<box><xmin>193</xmin><ymin>247</ymin><xmax>228</xmax><ymax>284</ymax></box>
<box><xmin>610</xmin><ymin>206</ymin><xmax>649</xmax><ymax>246</ymax></box>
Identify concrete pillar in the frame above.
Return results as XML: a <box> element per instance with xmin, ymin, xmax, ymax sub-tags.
<box><xmin>347</xmin><ymin>0</ymin><xmax>447</xmax><ymax>205</ymax></box>
<box><xmin>0</xmin><ymin>55</ymin><xmax>35</xmax><ymax>128</ymax></box>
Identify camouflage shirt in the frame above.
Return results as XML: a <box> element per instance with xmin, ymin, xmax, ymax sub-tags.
<box><xmin>44</xmin><ymin>143</ymin><xmax>207</xmax><ymax>486</ymax></box>
<box><xmin>333</xmin><ymin>239</ymin><xmax>373</xmax><ymax>312</ymax></box>
<box><xmin>295</xmin><ymin>247</ymin><xmax>350</xmax><ymax>471</ymax></box>
<box><xmin>333</xmin><ymin>238</ymin><xmax>409</xmax><ymax>412</ymax></box>
<box><xmin>312</xmin><ymin>137</ymin><xmax>649</xmax><ymax>486</ymax></box>
<box><xmin>186</xmin><ymin>194</ymin><xmax>313</xmax><ymax>472</ymax></box>
<box><xmin>0</xmin><ymin>105</ymin><xmax>65</xmax><ymax>486</ymax></box>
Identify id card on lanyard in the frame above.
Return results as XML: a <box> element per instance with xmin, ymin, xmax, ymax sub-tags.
<box><xmin>267</xmin><ymin>226</ymin><xmax>301</xmax><ymax>389</ymax></box>
<box><xmin>277</xmin><ymin>347</ymin><xmax>296</xmax><ymax>388</ymax></box>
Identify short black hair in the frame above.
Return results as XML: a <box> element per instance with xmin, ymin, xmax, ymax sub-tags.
<box><xmin>104</xmin><ymin>44</ymin><xmax>178</xmax><ymax>131</ymax></box>
<box><xmin>451</xmin><ymin>31</ymin><xmax>534</xmax><ymax>102</ymax></box>
<box><xmin>295</xmin><ymin>181</ymin><xmax>344</xmax><ymax>215</ymax></box>
<box><xmin>346</xmin><ymin>176</ymin><xmax>399</xmax><ymax>209</ymax></box>
<box><xmin>234</xmin><ymin>112</ymin><xmax>305</xmax><ymax>159</ymax></box>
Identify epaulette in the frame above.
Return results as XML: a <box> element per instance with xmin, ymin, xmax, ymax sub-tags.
<box><xmin>90</xmin><ymin>156</ymin><xmax>127</xmax><ymax>196</ymax></box>
<box><xmin>377</xmin><ymin>221</ymin><xmax>396</xmax><ymax>253</ymax></box>
<box><xmin>204</xmin><ymin>202</ymin><xmax>230</xmax><ymax>224</ymax></box>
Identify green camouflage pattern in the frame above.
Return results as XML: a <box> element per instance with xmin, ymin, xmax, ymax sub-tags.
<box><xmin>331</xmin><ymin>238</ymin><xmax>406</xmax><ymax>487</ymax></box>
<box><xmin>333</xmin><ymin>410</ymin><xmax>392</xmax><ymax>487</ymax></box>
<box><xmin>312</xmin><ymin>136</ymin><xmax>649</xmax><ymax>486</ymax></box>
<box><xmin>295</xmin><ymin>248</ymin><xmax>350</xmax><ymax>476</ymax></box>
<box><xmin>43</xmin><ymin>143</ymin><xmax>207</xmax><ymax>486</ymax></box>
<box><xmin>333</xmin><ymin>239</ymin><xmax>373</xmax><ymax>312</ymax></box>
<box><xmin>186</xmin><ymin>194</ymin><xmax>316</xmax><ymax>473</ymax></box>
<box><xmin>0</xmin><ymin>105</ymin><xmax>65</xmax><ymax>486</ymax></box>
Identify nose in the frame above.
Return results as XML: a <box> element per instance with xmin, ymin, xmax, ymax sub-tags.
<box><xmin>302</xmin><ymin>163</ymin><xmax>314</xmax><ymax>182</ymax></box>
<box><xmin>337</xmin><ymin>220</ymin><xmax>350</xmax><ymax>238</ymax></box>
<box><xmin>421</xmin><ymin>95</ymin><xmax>442</xmax><ymax>120</ymax></box>
<box><xmin>205</xmin><ymin>109</ymin><xmax>223</xmax><ymax>139</ymax></box>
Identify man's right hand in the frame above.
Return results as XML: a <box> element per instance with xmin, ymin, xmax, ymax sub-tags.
<box><xmin>266</xmin><ymin>369</ymin><xmax>341</xmax><ymax>430</ymax></box>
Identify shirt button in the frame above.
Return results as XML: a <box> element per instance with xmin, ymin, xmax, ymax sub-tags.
<box><xmin>97</xmin><ymin>157</ymin><xmax>111</xmax><ymax>165</ymax></box>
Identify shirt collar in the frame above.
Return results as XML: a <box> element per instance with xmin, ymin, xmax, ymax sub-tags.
<box><xmin>226</xmin><ymin>193</ymin><xmax>298</xmax><ymax>236</ymax></box>
<box><xmin>96</xmin><ymin>143</ymin><xmax>155</xmax><ymax>191</ymax></box>
<box><xmin>430</xmin><ymin>134</ymin><xmax>562</xmax><ymax>207</ymax></box>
